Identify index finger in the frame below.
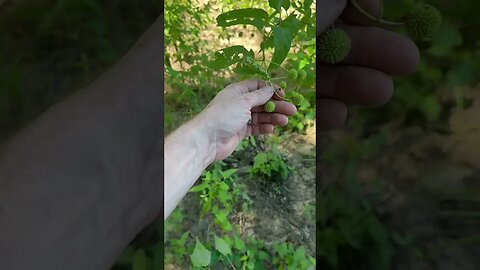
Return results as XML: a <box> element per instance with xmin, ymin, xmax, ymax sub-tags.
<box><xmin>233</xmin><ymin>79</ymin><xmax>267</xmax><ymax>94</ymax></box>
<box><xmin>341</xmin><ymin>0</ymin><xmax>383</xmax><ymax>26</ymax></box>
<box><xmin>266</xmin><ymin>81</ymin><xmax>286</xmax><ymax>100</ymax></box>
<box><xmin>317</xmin><ymin>0</ymin><xmax>347</xmax><ymax>34</ymax></box>
<box><xmin>272</xmin><ymin>88</ymin><xmax>286</xmax><ymax>100</ymax></box>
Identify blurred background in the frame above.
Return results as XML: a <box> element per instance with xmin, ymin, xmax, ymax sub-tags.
<box><xmin>317</xmin><ymin>0</ymin><xmax>480</xmax><ymax>269</ymax></box>
<box><xmin>0</xmin><ymin>0</ymin><xmax>162</xmax><ymax>141</ymax></box>
<box><xmin>1</xmin><ymin>0</ymin><xmax>479</xmax><ymax>269</ymax></box>
<box><xmin>0</xmin><ymin>0</ymin><xmax>164</xmax><ymax>268</ymax></box>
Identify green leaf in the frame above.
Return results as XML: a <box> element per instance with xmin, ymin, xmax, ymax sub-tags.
<box><xmin>260</xmin><ymin>35</ymin><xmax>274</xmax><ymax>51</ymax></box>
<box><xmin>428</xmin><ymin>24</ymin><xmax>463</xmax><ymax>57</ymax></box>
<box><xmin>189</xmin><ymin>182</ymin><xmax>208</xmax><ymax>192</ymax></box>
<box><xmin>367</xmin><ymin>216</ymin><xmax>389</xmax><ymax>244</ymax></box>
<box><xmin>392</xmin><ymin>233</ymin><xmax>414</xmax><ymax>246</ymax></box>
<box><xmin>446</xmin><ymin>60</ymin><xmax>477</xmax><ymax>87</ymax></box>
<box><xmin>221</xmin><ymin>168</ymin><xmax>237</xmax><ymax>179</ymax></box>
<box><xmin>201</xmin><ymin>198</ymin><xmax>212</xmax><ymax>216</ymax></box>
<box><xmin>174</xmin><ymin>231</ymin><xmax>190</xmax><ymax>247</ymax></box>
<box><xmin>269</xmin><ymin>0</ymin><xmax>290</xmax><ymax>12</ymax></box>
<box><xmin>258</xmin><ymin>251</ymin><xmax>270</xmax><ymax>260</ymax></box>
<box><xmin>293</xmin><ymin>246</ymin><xmax>305</xmax><ymax>262</ymax></box>
<box><xmin>234</xmin><ymin>234</ymin><xmax>246</xmax><ymax>251</ymax></box>
<box><xmin>214</xmin><ymin>235</ymin><xmax>232</xmax><ymax>256</ymax></box>
<box><xmin>217</xmin><ymin>190</ymin><xmax>230</xmax><ymax>205</ymax></box>
<box><xmin>247</xmin><ymin>259</ymin><xmax>255</xmax><ymax>269</ymax></box>
<box><xmin>190</xmin><ymin>238</ymin><xmax>211</xmax><ymax>267</ymax></box>
<box><xmin>318</xmin><ymin>228</ymin><xmax>339</xmax><ymax>267</ymax></box>
<box><xmin>216</xmin><ymin>8</ymin><xmax>269</xmax><ymax>30</ymax></box>
<box><xmin>218</xmin><ymin>182</ymin><xmax>229</xmax><ymax>191</ymax></box>
<box><xmin>279</xmin><ymin>15</ymin><xmax>302</xmax><ymax>35</ymax></box>
<box><xmin>419</xmin><ymin>94</ymin><xmax>441</xmax><ymax>122</ymax></box>
<box><xmin>254</xmin><ymin>152</ymin><xmax>268</xmax><ymax>164</ymax></box>
<box><xmin>337</xmin><ymin>215</ymin><xmax>365</xmax><ymax>248</ymax></box>
<box><xmin>368</xmin><ymin>242</ymin><xmax>394</xmax><ymax>270</ymax></box>
<box><xmin>303</xmin><ymin>0</ymin><xmax>313</xmax><ymax>12</ymax></box>
<box><xmin>208</xmin><ymin>46</ymin><xmax>254</xmax><ymax>70</ymax></box>
<box><xmin>215</xmin><ymin>209</ymin><xmax>232</xmax><ymax>231</ymax></box>
<box><xmin>275</xmin><ymin>242</ymin><xmax>289</xmax><ymax>257</ymax></box>
<box><xmin>132</xmin><ymin>249</ymin><xmax>148</xmax><ymax>270</ymax></box>
<box><xmin>270</xmin><ymin>27</ymin><xmax>291</xmax><ymax>69</ymax></box>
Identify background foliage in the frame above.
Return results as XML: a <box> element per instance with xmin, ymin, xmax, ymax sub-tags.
<box><xmin>317</xmin><ymin>1</ymin><xmax>480</xmax><ymax>269</ymax></box>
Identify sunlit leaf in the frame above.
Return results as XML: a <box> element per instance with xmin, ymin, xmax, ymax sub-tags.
<box><xmin>214</xmin><ymin>234</ymin><xmax>232</xmax><ymax>256</ymax></box>
<box><xmin>190</xmin><ymin>238</ymin><xmax>211</xmax><ymax>267</ymax></box>
<box><xmin>216</xmin><ymin>8</ymin><xmax>269</xmax><ymax>30</ymax></box>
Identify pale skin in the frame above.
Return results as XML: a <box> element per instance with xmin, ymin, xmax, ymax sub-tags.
<box><xmin>0</xmin><ymin>0</ymin><xmax>419</xmax><ymax>269</ymax></box>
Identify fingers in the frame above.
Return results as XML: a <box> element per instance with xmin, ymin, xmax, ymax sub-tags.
<box><xmin>317</xmin><ymin>0</ymin><xmax>348</xmax><ymax>34</ymax></box>
<box><xmin>341</xmin><ymin>0</ymin><xmax>382</xmax><ymax>25</ymax></box>
<box><xmin>243</xmin><ymin>85</ymin><xmax>274</xmax><ymax>107</ymax></box>
<box><xmin>233</xmin><ymin>79</ymin><xmax>267</xmax><ymax>94</ymax></box>
<box><xmin>248</xmin><ymin>124</ymin><xmax>275</xmax><ymax>136</ymax></box>
<box><xmin>271</xmin><ymin>88</ymin><xmax>286</xmax><ymax>100</ymax></box>
<box><xmin>251</xmin><ymin>113</ymin><xmax>289</xmax><ymax>126</ymax></box>
<box><xmin>317</xmin><ymin>99</ymin><xmax>348</xmax><ymax>130</ymax></box>
<box><xmin>336</xmin><ymin>25</ymin><xmax>420</xmax><ymax>75</ymax></box>
<box><xmin>317</xmin><ymin>65</ymin><xmax>394</xmax><ymax>107</ymax></box>
<box><xmin>317</xmin><ymin>0</ymin><xmax>381</xmax><ymax>35</ymax></box>
<box><xmin>251</xmin><ymin>100</ymin><xmax>297</xmax><ymax>115</ymax></box>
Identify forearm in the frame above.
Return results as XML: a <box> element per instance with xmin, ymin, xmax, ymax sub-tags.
<box><xmin>164</xmin><ymin>112</ymin><xmax>215</xmax><ymax>218</ymax></box>
<box><xmin>0</xmin><ymin>17</ymin><xmax>162</xmax><ymax>270</ymax></box>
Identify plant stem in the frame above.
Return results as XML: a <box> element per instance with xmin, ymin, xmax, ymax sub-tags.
<box><xmin>226</xmin><ymin>255</ymin><xmax>237</xmax><ymax>270</ymax></box>
<box><xmin>263</xmin><ymin>59</ymin><xmax>289</xmax><ymax>72</ymax></box>
<box><xmin>378</xmin><ymin>0</ymin><xmax>384</xmax><ymax>22</ymax></box>
<box><xmin>267</xmin><ymin>79</ymin><xmax>288</xmax><ymax>101</ymax></box>
<box><xmin>350</xmin><ymin>0</ymin><xmax>404</xmax><ymax>26</ymax></box>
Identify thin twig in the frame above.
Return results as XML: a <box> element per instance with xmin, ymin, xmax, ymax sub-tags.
<box><xmin>226</xmin><ymin>255</ymin><xmax>237</xmax><ymax>270</ymax></box>
<box><xmin>351</xmin><ymin>0</ymin><xmax>404</xmax><ymax>26</ymax></box>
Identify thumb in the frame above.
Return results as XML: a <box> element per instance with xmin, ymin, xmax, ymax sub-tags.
<box><xmin>243</xmin><ymin>85</ymin><xmax>275</xmax><ymax>108</ymax></box>
<box><xmin>317</xmin><ymin>0</ymin><xmax>347</xmax><ymax>35</ymax></box>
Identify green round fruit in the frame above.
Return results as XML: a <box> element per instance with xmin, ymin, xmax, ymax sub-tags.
<box><xmin>318</xmin><ymin>28</ymin><xmax>351</xmax><ymax>64</ymax></box>
<box><xmin>264</xmin><ymin>101</ymin><xmax>275</xmax><ymax>113</ymax></box>
<box><xmin>279</xmin><ymin>81</ymin><xmax>287</xmax><ymax>89</ymax></box>
<box><xmin>287</xmin><ymin>69</ymin><xmax>298</xmax><ymax>80</ymax></box>
<box><xmin>403</xmin><ymin>2</ymin><xmax>442</xmax><ymax>40</ymax></box>
<box><xmin>298</xmin><ymin>69</ymin><xmax>307</xmax><ymax>80</ymax></box>
<box><xmin>290</xmin><ymin>92</ymin><xmax>304</xmax><ymax>106</ymax></box>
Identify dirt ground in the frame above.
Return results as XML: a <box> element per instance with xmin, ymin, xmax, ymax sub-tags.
<box><xmin>239</xmin><ymin>124</ymin><xmax>317</xmax><ymax>256</ymax></box>
<box><xmin>166</xmin><ymin>124</ymin><xmax>317</xmax><ymax>268</ymax></box>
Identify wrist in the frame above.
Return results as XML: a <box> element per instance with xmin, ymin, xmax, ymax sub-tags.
<box><xmin>166</xmin><ymin>112</ymin><xmax>216</xmax><ymax>169</ymax></box>
<box><xmin>190</xmin><ymin>111</ymin><xmax>217</xmax><ymax>167</ymax></box>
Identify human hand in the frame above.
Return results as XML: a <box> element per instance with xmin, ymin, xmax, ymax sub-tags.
<box><xmin>317</xmin><ymin>0</ymin><xmax>420</xmax><ymax>130</ymax></box>
<box><xmin>197</xmin><ymin>79</ymin><xmax>297</xmax><ymax>161</ymax></box>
